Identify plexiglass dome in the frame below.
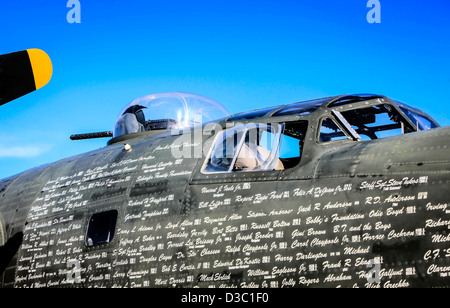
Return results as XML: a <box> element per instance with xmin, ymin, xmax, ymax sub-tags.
<box><xmin>113</xmin><ymin>92</ymin><xmax>230</xmax><ymax>138</ymax></box>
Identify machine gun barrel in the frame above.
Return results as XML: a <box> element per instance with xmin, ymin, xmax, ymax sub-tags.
<box><xmin>70</xmin><ymin>131</ymin><xmax>113</xmax><ymax>140</ymax></box>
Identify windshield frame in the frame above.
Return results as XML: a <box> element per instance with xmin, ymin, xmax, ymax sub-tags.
<box><xmin>321</xmin><ymin>98</ymin><xmax>433</xmax><ymax>143</ymax></box>
<box><xmin>396</xmin><ymin>104</ymin><xmax>440</xmax><ymax>131</ymax></box>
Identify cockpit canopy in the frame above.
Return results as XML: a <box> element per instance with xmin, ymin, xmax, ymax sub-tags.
<box><xmin>113</xmin><ymin>92</ymin><xmax>230</xmax><ymax>138</ymax></box>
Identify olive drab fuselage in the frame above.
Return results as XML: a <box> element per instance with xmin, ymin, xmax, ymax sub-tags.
<box><xmin>1</xmin><ymin>94</ymin><xmax>449</xmax><ymax>288</ymax></box>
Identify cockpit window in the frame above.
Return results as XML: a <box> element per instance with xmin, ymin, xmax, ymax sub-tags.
<box><xmin>203</xmin><ymin>121</ymin><xmax>308</xmax><ymax>173</ymax></box>
<box><xmin>203</xmin><ymin>123</ymin><xmax>285</xmax><ymax>173</ymax></box>
<box><xmin>399</xmin><ymin>106</ymin><xmax>438</xmax><ymax>131</ymax></box>
<box><xmin>339</xmin><ymin>104</ymin><xmax>414</xmax><ymax>141</ymax></box>
<box><xmin>226</xmin><ymin>106</ymin><xmax>281</xmax><ymax>122</ymax></box>
<box><xmin>319</xmin><ymin>117</ymin><xmax>349</xmax><ymax>143</ymax></box>
<box><xmin>113</xmin><ymin>93</ymin><xmax>230</xmax><ymax>138</ymax></box>
<box><xmin>272</xmin><ymin>98</ymin><xmax>328</xmax><ymax>117</ymax></box>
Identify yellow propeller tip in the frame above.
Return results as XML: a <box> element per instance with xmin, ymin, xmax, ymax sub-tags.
<box><xmin>26</xmin><ymin>49</ymin><xmax>53</xmax><ymax>90</ymax></box>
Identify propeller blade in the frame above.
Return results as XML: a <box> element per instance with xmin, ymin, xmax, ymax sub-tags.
<box><xmin>0</xmin><ymin>49</ymin><xmax>53</xmax><ymax>106</ymax></box>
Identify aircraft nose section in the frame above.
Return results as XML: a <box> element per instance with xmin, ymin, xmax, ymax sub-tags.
<box><xmin>394</xmin><ymin>126</ymin><xmax>450</xmax><ymax>167</ymax></box>
<box><xmin>375</xmin><ymin>127</ymin><xmax>450</xmax><ymax>177</ymax></box>
<box><xmin>315</xmin><ymin>126</ymin><xmax>450</xmax><ymax>179</ymax></box>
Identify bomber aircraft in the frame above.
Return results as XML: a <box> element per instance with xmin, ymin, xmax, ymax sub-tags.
<box><xmin>0</xmin><ymin>50</ymin><xmax>449</xmax><ymax>289</ymax></box>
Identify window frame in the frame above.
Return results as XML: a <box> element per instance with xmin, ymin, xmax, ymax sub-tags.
<box><xmin>85</xmin><ymin>209</ymin><xmax>119</xmax><ymax>247</ymax></box>
<box><xmin>201</xmin><ymin>122</ymin><xmax>285</xmax><ymax>174</ymax></box>
<box><xmin>317</xmin><ymin>114</ymin><xmax>354</xmax><ymax>144</ymax></box>
<box><xmin>318</xmin><ymin>102</ymin><xmax>417</xmax><ymax>144</ymax></box>
<box><xmin>0</xmin><ymin>214</ymin><xmax>5</xmax><ymax>247</ymax></box>
<box><xmin>399</xmin><ymin>106</ymin><xmax>439</xmax><ymax>131</ymax></box>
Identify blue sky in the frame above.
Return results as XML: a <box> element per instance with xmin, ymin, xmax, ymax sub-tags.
<box><xmin>0</xmin><ymin>0</ymin><xmax>449</xmax><ymax>179</ymax></box>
